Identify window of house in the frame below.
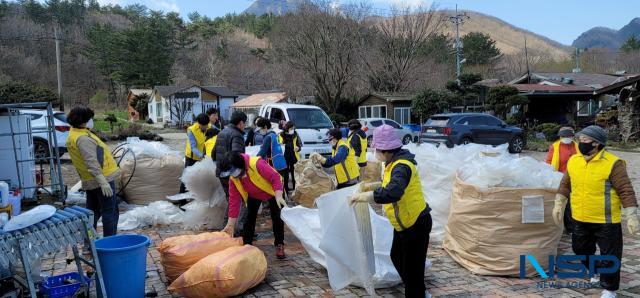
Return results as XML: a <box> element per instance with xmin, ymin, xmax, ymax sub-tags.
<box><xmin>359</xmin><ymin>105</ymin><xmax>386</xmax><ymax>119</ymax></box>
<box><xmin>394</xmin><ymin>107</ymin><xmax>411</xmax><ymax>125</ymax></box>
<box><xmin>577</xmin><ymin>100</ymin><xmax>600</xmax><ymax>116</ymax></box>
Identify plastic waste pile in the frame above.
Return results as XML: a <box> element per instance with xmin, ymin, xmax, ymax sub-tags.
<box><xmin>402</xmin><ymin>143</ymin><xmax>562</xmax><ymax>243</ymax></box>
<box><xmin>281</xmin><ymin>185</ymin><xmax>432</xmax><ymax>294</ymax></box>
<box><xmin>117</xmin><ymin>201</ymin><xmax>184</xmax><ymax>231</ymax></box>
<box><xmin>180</xmin><ymin>158</ymin><xmax>227</xmax><ymax>230</ymax></box>
<box><xmin>117</xmin><ymin>140</ymin><xmax>183</xmax><ymax>205</ymax></box>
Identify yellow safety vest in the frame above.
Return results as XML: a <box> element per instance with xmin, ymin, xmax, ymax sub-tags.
<box><xmin>567</xmin><ymin>149</ymin><xmax>622</xmax><ymax>224</ymax></box>
<box><xmin>347</xmin><ymin>131</ymin><xmax>368</xmax><ymax>164</ymax></box>
<box><xmin>278</xmin><ymin>134</ymin><xmax>301</xmax><ymax>161</ymax></box>
<box><xmin>67</xmin><ymin>128</ymin><xmax>119</xmax><ymax>181</ymax></box>
<box><xmin>230</xmin><ymin>157</ymin><xmax>275</xmax><ymax>204</ymax></box>
<box><xmin>204</xmin><ymin>136</ymin><xmax>217</xmax><ymax>157</ymax></box>
<box><xmin>382</xmin><ymin>159</ymin><xmax>427</xmax><ymax>231</ymax></box>
<box><xmin>332</xmin><ymin>139</ymin><xmax>360</xmax><ymax>185</ymax></box>
<box><xmin>185</xmin><ymin>123</ymin><xmax>207</xmax><ymax>161</ymax></box>
<box><xmin>550</xmin><ymin>140</ymin><xmax>579</xmax><ymax>172</ymax></box>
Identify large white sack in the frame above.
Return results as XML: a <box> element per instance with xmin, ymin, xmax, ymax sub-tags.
<box><xmin>281</xmin><ymin>185</ymin><xmax>406</xmax><ymax>292</ymax></box>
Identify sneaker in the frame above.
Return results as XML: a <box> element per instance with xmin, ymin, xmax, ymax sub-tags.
<box><xmin>590</xmin><ymin>275</ymin><xmax>600</xmax><ymax>284</ymax></box>
<box><xmin>601</xmin><ymin>290</ymin><xmax>616</xmax><ymax>298</ymax></box>
<box><xmin>276</xmin><ymin>244</ymin><xmax>286</xmax><ymax>259</ymax></box>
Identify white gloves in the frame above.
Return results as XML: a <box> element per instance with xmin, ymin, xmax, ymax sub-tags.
<box><xmin>275</xmin><ymin>191</ymin><xmax>288</xmax><ymax>209</ymax></box>
<box><xmin>623</xmin><ymin>206</ymin><xmax>640</xmax><ymax>235</ymax></box>
<box><xmin>349</xmin><ymin>191</ymin><xmax>373</xmax><ymax>206</ymax></box>
<box><xmin>222</xmin><ymin>217</ymin><xmax>237</xmax><ymax>236</ymax></box>
<box><xmin>552</xmin><ymin>194</ymin><xmax>568</xmax><ymax>227</ymax></box>
<box><xmin>95</xmin><ymin>175</ymin><xmax>113</xmax><ymax>198</ymax></box>
<box><xmin>359</xmin><ymin>182</ymin><xmax>382</xmax><ymax>193</ymax></box>
<box><xmin>309</xmin><ymin>153</ymin><xmax>326</xmax><ymax>166</ymax></box>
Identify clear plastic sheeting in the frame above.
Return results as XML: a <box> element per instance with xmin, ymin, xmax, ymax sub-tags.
<box><xmin>117</xmin><ymin>201</ymin><xmax>185</xmax><ymax>231</ymax></box>
<box><xmin>180</xmin><ymin>158</ymin><xmax>225</xmax><ymax>207</ymax></box>
<box><xmin>181</xmin><ymin>199</ymin><xmax>227</xmax><ymax>230</ymax></box>
<box><xmin>282</xmin><ymin>185</ymin><xmax>408</xmax><ymax>293</ymax></box>
<box><xmin>403</xmin><ymin>143</ymin><xmax>562</xmax><ymax>243</ymax></box>
<box><xmin>121</xmin><ymin>139</ymin><xmax>181</xmax><ymax>159</ymax></box>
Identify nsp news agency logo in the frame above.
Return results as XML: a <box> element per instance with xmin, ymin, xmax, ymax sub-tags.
<box><xmin>520</xmin><ymin>255</ymin><xmax>620</xmax><ymax>289</ymax></box>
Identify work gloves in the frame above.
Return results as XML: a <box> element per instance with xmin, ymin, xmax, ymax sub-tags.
<box><xmin>552</xmin><ymin>194</ymin><xmax>568</xmax><ymax>227</ymax></box>
<box><xmin>358</xmin><ymin>182</ymin><xmax>381</xmax><ymax>193</ymax></box>
<box><xmin>309</xmin><ymin>153</ymin><xmax>326</xmax><ymax>166</ymax></box>
<box><xmin>95</xmin><ymin>175</ymin><xmax>113</xmax><ymax>198</ymax></box>
<box><xmin>222</xmin><ymin>217</ymin><xmax>237</xmax><ymax>237</ymax></box>
<box><xmin>275</xmin><ymin>191</ymin><xmax>288</xmax><ymax>209</ymax></box>
<box><xmin>623</xmin><ymin>206</ymin><xmax>640</xmax><ymax>235</ymax></box>
<box><xmin>349</xmin><ymin>191</ymin><xmax>373</xmax><ymax>206</ymax></box>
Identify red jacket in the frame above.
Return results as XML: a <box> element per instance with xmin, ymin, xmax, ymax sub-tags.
<box><xmin>545</xmin><ymin>142</ymin><xmax>577</xmax><ymax>173</ymax></box>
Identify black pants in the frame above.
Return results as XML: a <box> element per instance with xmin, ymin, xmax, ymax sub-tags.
<box><xmin>571</xmin><ymin>220</ymin><xmax>622</xmax><ymax>291</ymax></box>
<box><xmin>564</xmin><ymin>200</ymin><xmax>574</xmax><ymax>233</ymax></box>
<box><xmin>86</xmin><ymin>181</ymin><xmax>119</xmax><ymax>237</ymax></box>
<box><xmin>179</xmin><ymin>157</ymin><xmax>198</xmax><ymax>193</ymax></box>
<box><xmin>391</xmin><ymin>212</ymin><xmax>432</xmax><ymax>297</ymax></box>
<box><xmin>243</xmin><ymin>197</ymin><xmax>285</xmax><ymax>246</ymax></box>
<box><xmin>283</xmin><ymin>159</ymin><xmax>297</xmax><ymax>191</ymax></box>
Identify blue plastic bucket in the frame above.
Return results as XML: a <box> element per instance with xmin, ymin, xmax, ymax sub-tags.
<box><xmin>95</xmin><ymin>234</ymin><xmax>151</xmax><ymax>298</ymax></box>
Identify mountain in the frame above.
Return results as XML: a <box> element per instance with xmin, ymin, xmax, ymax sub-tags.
<box><xmin>243</xmin><ymin>1</ymin><xmax>571</xmax><ymax>60</ymax></box>
<box><xmin>440</xmin><ymin>11</ymin><xmax>570</xmax><ymax>60</ymax></box>
<box><xmin>243</xmin><ymin>0</ymin><xmax>303</xmax><ymax>16</ymax></box>
<box><xmin>573</xmin><ymin>18</ymin><xmax>640</xmax><ymax>50</ymax></box>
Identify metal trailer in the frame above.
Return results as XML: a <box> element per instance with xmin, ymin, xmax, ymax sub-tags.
<box><xmin>0</xmin><ymin>102</ymin><xmax>65</xmax><ymax>202</ymax></box>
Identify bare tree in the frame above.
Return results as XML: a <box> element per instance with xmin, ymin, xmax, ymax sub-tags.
<box><xmin>271</xmin><ymin>1</ymin><xmax>367</xmax><ymax>113</ymax></box>
<box><xmin>362</xmin><ymin>5</ymin><xmax>446</xmax><ymax>93</ymax></box>
<box><xmin>169</xmin><ymin>97</ymin><xmax>195</xmax><ymax>128</ymax></box>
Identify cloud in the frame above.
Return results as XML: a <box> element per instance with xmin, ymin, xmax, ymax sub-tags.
<box><xmin>146</xmin><ymin>0</ymin><xmax>180</xmax><ymax>12</ymax></box>
<box><xmin>96</xmin><ymin>0</ymin><xmax>121</xmax><ymax>5</ymax></box>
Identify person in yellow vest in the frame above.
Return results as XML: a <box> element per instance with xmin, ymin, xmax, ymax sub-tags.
<box><xmin>219</xmin><ymin>152</ymin><xmax>288</xmax><ymax>259</ymax></box>
<box><xmin>347</xmin><ymin>119</ymin><xmax>368</xmax><ymax>178</ymax></box>
<box><xmin>553</xmin><ymin>125</ymin><xmax>639</xmax><ymax>298</ymax></box>
<box><xmin>278</xmin><ymin>121</ymin><xmax>302</xmax><ymax>192</ymax></box>
<box><xmin>179</xmin><ymin>113</ymin><xmax>210</xmax><ymax>193</ymax></box>
<box><xmin>310</xmin><ymin>128</ymin><xmax>361</xmax><ymax>189</ymax></box>
<box><xmin>66</xmin><ymin>106</ymin><xmax>120</xmax><ymax>237</ymax></box>
<box><xmin>348</xmin><ymin>124</ymin><xmax>431</xmax><ymax>298</ymax></box>
<box><xmin>545</xmin><ymin>127</ymin><xmax>579</xmax><ymax>233</ymax></box>
<box><xmin>204</xmin><ymin>127</ymin><xmax>219</xmax><ymax>158</ymax></box>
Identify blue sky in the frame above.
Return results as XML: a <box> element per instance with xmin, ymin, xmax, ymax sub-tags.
<box><xmin>96</xmin><ymin>0</ymin><xmax>640</xmax><ymax>45</ymax></box>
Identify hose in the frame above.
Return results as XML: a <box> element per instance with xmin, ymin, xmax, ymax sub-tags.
<box><xmin>111</xmin><ymin>143</ymin><xmax>136</xmax><ymax>197</ymax></box>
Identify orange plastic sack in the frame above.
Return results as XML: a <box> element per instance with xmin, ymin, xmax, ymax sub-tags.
<box><xmin>168</xmin><ymin>245</ymin><xmax>267</xmax><ymax>298</ymax></box>
<box><xmin>158</xmin><ymin>232</ymin><xmax>242</xmax><ymax>281</ymax></box>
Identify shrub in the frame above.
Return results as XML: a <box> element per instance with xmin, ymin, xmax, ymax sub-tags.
<box><xmin>535</xmin><ymin>123</ymin><xmax>561</xmax><ymax>142</ymax></box>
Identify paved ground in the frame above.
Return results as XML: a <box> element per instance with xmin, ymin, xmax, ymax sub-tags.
<box><xmin>47</xmin><ymin>135</ymin><xmax>640</xmax><ymax>297</ymax></box>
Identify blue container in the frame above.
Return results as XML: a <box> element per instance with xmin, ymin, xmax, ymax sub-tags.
<box><xmin>40</xmin><ymin>272</ymin><xmax>91</xmax><ymax>298</ymax></box>
<box><xmin>95</xmin><ymin>234</ymin><xmax>151</xmax><ymax>298</ymax></box>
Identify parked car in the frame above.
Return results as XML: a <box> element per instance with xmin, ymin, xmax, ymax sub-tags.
<box><xmin>421</xmin><ymin>113</ymin><xmax>525</xmax><ymax>153</ymax></box>
<box><xmin>258</xmin><ymin>103</ymin><xmax>334</xmax><ymax>158</ymax></box>
<box><xmin>19</xmin><ymin>109</ymin><xmax>70</xmax><ymax>159</ymax></box>
<box><xmin>358</xmin><ymin>118</ymin><xmax>416</xmax><ymax>146</ymax></box>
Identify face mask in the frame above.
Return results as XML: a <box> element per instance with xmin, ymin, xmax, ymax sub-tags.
<box><xmin>288</xmin><ymin>129</ymin><xmax>294</xmax><ymax>134</ymax></box>
<box><xmin>86</xmin><ymin>119</ymin><xmax>94</xmax><ymax>129</ymax></box>
<box><xmin>375</xmin><ymin>150</ymin><xmax>385</xmax><ymax>162</ymax></box>
<box><xmin>578</xmin><ymin>142</ymin><xmax>596</xmax><ymax>155</ymax></box>
<box><xmin>230</xmin><ymin>168</ymin><xmax>243</xmax><ymax>178</ymax></box>
<box><xmin>561</xmin><ymin>138</ymin><xmax>573</xmax><ymax>145</ymax></box>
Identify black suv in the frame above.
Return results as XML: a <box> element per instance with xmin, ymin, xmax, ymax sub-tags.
<box><xmin>421</xmin><ymin>113</ymin><xmax>525</xmax><ymax>153</ymax></box>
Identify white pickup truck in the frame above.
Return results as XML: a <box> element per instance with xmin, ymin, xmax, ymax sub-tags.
<box><xmin>258</xmin><ymin>103</ymin><xmax>334</xmax><ymax>159</ymax></box>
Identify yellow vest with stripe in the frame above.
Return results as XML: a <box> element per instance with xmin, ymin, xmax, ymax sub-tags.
<box><xmin>551</xmin><ymin>140</ymin><xmax>578</xmax><ymax>171</ymax></box>
<box><xmin>204</xmin><ymin>136</ymin><xmax>217</xmax><ymax>157</ymax></box>
<box><xmin>332</xmin><ymin>139</ymin><xmax>360</xmax><ymax>185</ymax></box>
<box><xmin>567</xmin><ymin>149</ymin><xmax>622</xmax><ymax>224</ymax></box>
<box><xmin>67</xmin><ymin>128</ymin><xmax>119</xmax><ymax>181</ymax></box>
<box><xmin>382</xmin><ymin>159</ymin><xmax>427</xmax><ymax>231</ymax></box>
<box><xmin>278</xmin><ymin>134</ymin><xmax>301</xmax><ymax>161</ymax></box>
<box><xmin>347</xmin><ymin>131</ymin><xmax>367</xmax><ymax>164</ymax></box>
<box><xmin>230</xmin><ymin>157</ymin><xmax>275</xmax><ymax>204</ymax></box>
<box><xmin>185</xmin><ymin>123</ymin><xmax>207</xmax><ymax>161</ymax></box>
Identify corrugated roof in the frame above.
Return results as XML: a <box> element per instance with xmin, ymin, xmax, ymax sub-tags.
<box><xmin>532</xmin><ymin>73</ymin><xmax>623</xmax><ymax>89</ymax></box>
<box><xmin>514</xmin><ymin>84</ymin><xmax>593</xmax><ymax>93</ymax></box>
<box><xmin>232</xmin><ymin>92</ymin><xmax>287</xmax><ymax>108</ymax></box>
<box><xmin>374</xmin><ymin>93</ymin><xmax>413</xmax><ymax>102</ymax></box>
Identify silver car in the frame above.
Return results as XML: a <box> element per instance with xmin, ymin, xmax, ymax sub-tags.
<box><xmin>358</xmin><ymin>118</ymin><xmax>416</xmax><ymax>146</ymax></box>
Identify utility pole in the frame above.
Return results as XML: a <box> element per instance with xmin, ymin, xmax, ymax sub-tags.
<box><xmin>449</xmin><ymin>5</ymin><xmax>468</xmax><ymax>83</ymax></box>
<box><xmin>524</xmin><ymin>34</ymin><xmax>531</xmax><ymax>83</ymax></box>
<box><xmin>573</xmin><ymin>47</ymin><xmax>583</xmax><ymax>73</ymax></box>
<box><xmin>54</xmin><ymin>24</ymin><xmax>64</xmax><ymax>111</ymax></box>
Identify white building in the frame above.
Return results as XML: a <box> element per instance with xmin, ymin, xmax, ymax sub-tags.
<box><xmin>148</xmin><ymin>85</ymin><xmax>238</xmax><ymax>126</ymax></box>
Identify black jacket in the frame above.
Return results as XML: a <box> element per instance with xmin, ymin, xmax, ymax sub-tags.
<box><xmin>213</xmin><ymin>124</ymin><xmax>245</xmax><ymax>176</ymax></box>
<box><xmin>280</xmin><ymin>131</ymin><xmax>302</xmax><ymax>162</ymax></box>
<box><xmin>348</xmin><ymin>129</ymin><xmax>367</xmax><ymax>166</ymax></box>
